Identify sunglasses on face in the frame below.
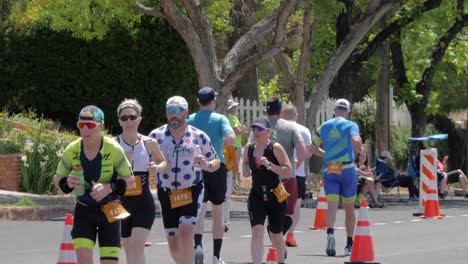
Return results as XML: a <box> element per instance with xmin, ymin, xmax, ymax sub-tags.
<box><xmin>77</xmin><ymin>121</ymin><xmax>99</xmax><ymax>130</ymax></box>
<box><xmin>251</xmin><ymin>125</ymin><xmax>265</xmax><ymax>132</ymax></box>
<box><xmin>166</xmin><ymin>106</ymin><xmax>185</xmax><ymax>115</ymax></box>
<box><xmin>119</xmin><ymin>115</ymin><xmax>138</xmax><ymax>121</ymax></box>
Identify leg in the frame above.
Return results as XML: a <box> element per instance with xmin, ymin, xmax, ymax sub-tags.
<box><xmin>270</xmin><ymin>232</ymin><xmax>286</xmax><ymax>263</ymax></box>
<box><xmin>224</xmin><ymin>171</ymin><xmax>234</xmax><ymax>230</ymax></box>
<box><xmin>178</xmin><ymin>223</ymin><xmax>197</xmax><ymax>264</ymax></box>
<box><xmin>76</xmin><ymin>248</ymin><xmax>94</xmax><ymax>264</ymax></box>
<box><xmin>251</xmin><ymin>225</ymin><xmax>264</xmax><ymax>264</ymax></box>
<box><xmin>374</xmin><ymin>181</ymin><xmax>381</xmax><ymax>201</ymax></box>
<box><xmin>167</xmin><ymin>230</ymin><xmax>181</xmax><ymax>263</ymax></box>
<box><xmin>289</xmin><ymin>199</ymin><xmax>302</xmax><ymax>233</ymax></box>
<box><xmin>212</xmin><ymin>203</ymin><xmax>225</xmax><ymax>239</ymax></box>
<box><xmin>125</xmin><ymin>227</ymin><xmax>150</xmax><ymax>264</ymax></box>
<box><xmin>458</xmin><ymin>170</ymin><xmax>468</xmax><ymax>195</ymax></box>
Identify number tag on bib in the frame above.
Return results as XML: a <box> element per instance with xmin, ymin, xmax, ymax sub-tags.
<box><xmin>101</xmin><ymin>200</ymin><xmax>130</xmax><ymax>223</ymax></box>
<box><xmin>327</xmin><ymin>162</ymin><xmax>342</xmax><ymax>175</ymax></box>
<box><xmin>170</xmin><ymin>188</ymin><xmax>193</xmax><ymax>209</ymax></box>
<box><xmin>273</xmin><ymin>183</ymin><xmax>290</xmax><ymax>203</ymax></box>
<box><xmin>124</xmin><ymin>175</ymin><xmax>142</xmax><ymax>196</ymax></box>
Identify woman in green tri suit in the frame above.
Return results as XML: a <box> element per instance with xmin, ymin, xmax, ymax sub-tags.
<box><xmin>53</xmin><ymin>105</ymin><xmax>134</xmax><ymax>264</ymax></box>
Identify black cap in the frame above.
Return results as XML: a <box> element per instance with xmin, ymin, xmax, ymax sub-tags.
<box><xmin>251</xmin><ymin>117</ymin><xmax>270</xmax><ymax>129</ymax></box>
<box><xmin>198</xmin><ymin>87</ymin><xmax>217</xmax><ymax>105</ymax></box>
<box><xmin>266</xmin><ymin>97</ymin><xmax>282</xmax><ymax>115</ymax></box>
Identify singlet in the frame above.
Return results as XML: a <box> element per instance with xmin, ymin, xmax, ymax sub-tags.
<box><xmin>312</xmin><ymin>117</ymin><xmax>359</xmax><ymax>163</ymax></box>
<box><xmin>247</xmin><ymin>141</ymin><xmax>280</xmax><ymax>189</ymax></box>
<box><xmin>117</xmin><ymin>134</ymin><xmax>152</xmax><ymax>193</ymax></box>
<box><xmin>56</xmin><ymin>137</ymin><xmax>132</xmax><ymax>203</ymax></box>
<box><xmin>149</xmin><ymin>124</ymin><xmax>217</xmax><ymax>190</ymax></box>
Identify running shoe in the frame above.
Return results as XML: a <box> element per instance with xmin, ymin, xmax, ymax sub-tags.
<box><xmin>285</xmin><ymin>232</ymin><xmax>298</xmax><ymax>247</ymax></box>
<box><xmin>344</xmin><ymin>244</ymin><xmax>352</xmax><ymax>256</ymax></box>
<box><xmin>212</xmin><ymin>256</ymin><xmax>225</xmax><ymax>264</ymax></box>
<box><xmin>195</xmin><ymin>245</ymin><xmax>204</xmax><ymax>264</ymax></box>
<box><xmin>326</xmin><ymin>233</ymin><xmax>336</xmax><ymax>256</ymax></box>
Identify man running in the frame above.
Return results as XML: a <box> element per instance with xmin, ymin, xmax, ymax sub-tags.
<box><xmin>311</xmin><ymin>98</ymin><xmax>365</xmax><ymax>256</ymax></box>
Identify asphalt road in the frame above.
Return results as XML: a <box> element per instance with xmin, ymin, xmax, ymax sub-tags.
<box><xmin>0</xmin><ymin>198</ymin><xmax>467</xmax><ymax>264</ymax></box>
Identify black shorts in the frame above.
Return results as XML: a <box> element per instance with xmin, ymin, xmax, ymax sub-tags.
<box><xmin>447</xmin><ymin>171</ymin><xmax>461</xmax><ymax>184</ymax></box>
<box><xmin>71</xmin><ymin>202</ymin><xmax>121</xmax><ymax>260</ymax></box>
<box><xmin>247</xmin><ymin>187</ymin><xmax>287</xmax><ymax>234</ymax></box>
<box><xmin>121</xmin><ymin>192</ymin><xmax>156</xmax><ymax>238</ymax></box>
<box><xmin>203</xmin><ymin>163</ymin><xmax>227</xmax><ymax>205</ymax></box>
<box><xmin>296</xmin><ymin>176</ymin><xmax>306</xmax><ymax>199</ymax></box>
<box><xmin>157</xmin><ymin>182</ymin><xmax>204</xmax><ymax>230</ymax></box>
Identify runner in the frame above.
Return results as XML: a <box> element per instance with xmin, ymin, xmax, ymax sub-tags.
<box><xmin>53</xmin><ymin>105</ymin><xmax>134</xmax><ymax>264</ymax></box>
<box><xmin>116</xmin><ymin>99</ymin><xmax>168</xmax><ymax>264</ymax></box>
<box><xmin>187</xmin><ymin>87</ymin><xmax>235</xmax><ymax>264</ymax></box>
<box><xmin>149</xmin><ymin>96</ymin><xmax>220</xmax><ymax>264</ymax></box>
<box><xmin>310</xmin><ymin>99</ymin><xmax>365</xmax><ymax>256</ymax></box>
<box><xmin>242</xmin><ymin>117</ymin><xmax>292</xmax><ymax>264</ymax></box>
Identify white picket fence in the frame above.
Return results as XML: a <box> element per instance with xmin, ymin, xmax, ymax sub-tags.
<box><xmin>234</xmin><ymin>97</ymin><xmax>411</xmax><ymax>129</ymax></box>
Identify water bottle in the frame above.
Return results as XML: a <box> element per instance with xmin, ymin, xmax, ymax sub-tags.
<box><xmin>193</xmin><ymin>146</ymin><xmax>203</xmax><ymax>172</ymax></box>
<box><xmin>72</xmin><ymin>165</ymin><xmax>85</xmax><ymax>196</ymax></box>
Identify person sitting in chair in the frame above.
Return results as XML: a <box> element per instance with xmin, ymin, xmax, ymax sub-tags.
<box><xmin>438</xmin><ymin>156</ymin><xmax>468</xmax><ymax>198</ymax></box>
<box><xmin>376</xmin><ymin>150</ymin><xmax>419</xmax><ymax>199</ymax></box>
<box><xmin>355</xmin><ymin>153</ymin><xmax>384</xmax><ymax>208</ymax></box>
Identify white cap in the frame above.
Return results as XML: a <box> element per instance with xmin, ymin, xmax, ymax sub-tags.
<box><xmin>166</xmin><ymin>96</ymin><xmax>189</xmax><ymax>109</ymax></box>
<box><xmin>380</xmin><ymin>150</ymin><xmax>393</xmax><ymax>160</ymax></box>
<box><xmin>335</xmin><ymin>98</ymin><xmax>351</xmax><ymax>111</ymax></box>
<box><xmin>227</xmin><ymin>99</ymin><xmax>239</xmax><ymax>109</ymax></box>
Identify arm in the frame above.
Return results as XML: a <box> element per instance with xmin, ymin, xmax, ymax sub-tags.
<box><xmin>270</xmin><ymin>143</ymin><xmax>293</xmax><ymax>177</ymax></box>
<box><xmin>310</xmin><ymin>144</ymin><xmax>325</xmax><ymax>157</ymax></box>
<box><xmin>222</xmin><ymin>115</ymin><xmax>236</xmax><ymax>146</ymax></box>
<box><xmin>146</xmin><ymin>138</ymin><xmax>168</xmax><ymax>176</ymax></box>
<box><xmin>242</xmin><ymin>144</ymin><xmax>252</xmax><ymax>178</ymax></box>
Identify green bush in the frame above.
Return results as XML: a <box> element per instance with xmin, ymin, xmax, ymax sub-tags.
<box><xmin>0</xmin><ymin>138</ymin><xmax>21</xmax><ymax>154</ymax></box>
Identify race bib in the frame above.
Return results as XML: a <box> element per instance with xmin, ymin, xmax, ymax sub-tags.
<box><xmin>170</xmin><ymin>188</ymin><xmax>193</xmax><ymax>209</ymax></box>
<box><xmin>101</xmin><ymin>200</ymin><xmax>130</xmax><ymax>223</ymax></box>
<box><xmin>124</xmin><ymin>175</ymin><xmax>142</xmax><ymax>196</ymax></box>
<box><xmin>327</xmin><ymin>162</ymin><xmax>342</xmax><ymax>175</ymax></box>
<box><xmin>273</xmin><ymin>183</ymin><xmax>290</xmax><ymax>203</ymax></box>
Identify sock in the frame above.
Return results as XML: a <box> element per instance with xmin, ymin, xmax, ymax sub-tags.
<box><xmin>347</xmin><ymin>236</ymin><xmax>353</xmax><ymax>246</ymax></box>
<box><xmin>213</xmin><ymin>239</ymin><xmax>223</xmax><ymax>259</ymax></box>
<box><xmin>327</xmin><ymin>228</ymin><xmax>334</xmax><ymax>235</ymax></box>
<box><xmin>355</xmin><ymin>193</ymin><xmax>364</xmax><ymax>206</ymax></box>
<box><xmin>282</xmin><ymin>215</ymin><xmax>293</xmax><ymax>235</ymax></box>
<box><xmin>194</xmin><ymin>234</ymin><xmax>203</xmax><ymax>248</ymax></box>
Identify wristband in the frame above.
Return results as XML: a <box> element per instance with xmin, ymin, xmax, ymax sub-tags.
<box><xmin>59</xmin><ymin>177</ymin><xmax>74</xmax><ymax>194</ymax></box>
<box><xmin>111</xmin><ymin>179</ymin><xmax>127</xmax><ymax>196</ymax></box>
<box><xmin>267</xmin><ymin>162</ymin><xmax>273</xmax><ymax>170</ymax></box>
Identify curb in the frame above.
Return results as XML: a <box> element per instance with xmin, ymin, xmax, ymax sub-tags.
<box><xmin>0</xmin><ymin>205</ymin><xmax>75</xmax><ymax>221</ymax></box>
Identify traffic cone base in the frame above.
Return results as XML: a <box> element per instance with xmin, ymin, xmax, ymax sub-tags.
<box><xmin>421</xmin><ymin>199</ymin><xmax>443</xmax><ymax>219</ymax></box>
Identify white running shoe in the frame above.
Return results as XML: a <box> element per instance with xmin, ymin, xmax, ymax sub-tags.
<box><xmin>326</xmin><ymin>233</ymin><xmax>336</xmax><ymax>256</ymax></box>
<box><xmin>212</xmin><ymin>256</ymin><xmax>225</xmax><ymax>264</ymax></box>
<box><xmin>195</xmin><ymin>245</ymin><xmax>204</xmax><ymax>264</ymax></box>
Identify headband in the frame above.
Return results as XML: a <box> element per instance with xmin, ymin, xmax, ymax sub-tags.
<box><xmin>118</xmin><ymin>103</ymin><xmax>141</xmax><ymax>116</ymax></box>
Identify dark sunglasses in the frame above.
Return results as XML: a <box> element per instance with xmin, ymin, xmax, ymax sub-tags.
<box><xmin>119</xmin><ymin>115</ymin><xmax>138</xmax><ymax>121</ymax></box>
<box><xmin>166</xmin><ymin>106</ymin><xmax>185</xmax><ymax>115</ymax></box>
<box><xmin>251</xmin><ymin>125</ymin><xmax>265</xmax><ymax>132</ymax></box>
<box><xmin>77</xmin><ymin>121</ymin><xmax>99</xmax><ymax>129</ymax></box>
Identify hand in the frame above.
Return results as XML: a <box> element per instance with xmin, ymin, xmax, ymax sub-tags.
<box><xmin>194</xmin><ymin>155</ymin><xmax>209</xmax><ymax>170</ymax></box>
<box><xmin>66</xmin><ymin>174</ymin><xmax>82</xmax><ymax>188</ymax></box>
<box><xmin>295</xmin><ymin>160</ymin><xmax>301</xmax><ymax>169</ymax></box>
<box><xmin>148</xmin><ymin>161</ymin><xmax>158</xmax><ymax>177</ymax></box>
<box><xmin>258</xmin><ymin>156</ymin><xmax>270</xmax><ymax>168</ymax></box>
<box><xmin>90</xmin><ymin>181</ymin><xmax>112</xmax><ymax>202</ymax></box>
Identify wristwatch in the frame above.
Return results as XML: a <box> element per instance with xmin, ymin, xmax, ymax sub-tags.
<box><xmin>266</xmin><ymin>162</ymin><xmax>273</xmax><ymax>170</ymax></box>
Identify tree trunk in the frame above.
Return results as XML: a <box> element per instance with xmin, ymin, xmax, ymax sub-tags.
<box><xmin>375</xmin><ymin>17</ymin><xmax>390</xmax><ymax>153</ymax></box>
<box><xmin>229</xmin><ymin>0</ymin><xmax>259</xmax><ymax>102</ymax></box>
<box><xmin>306</xmin><ymin>0</ymin><xmax>404</xmax><ymax>130</ymax></box>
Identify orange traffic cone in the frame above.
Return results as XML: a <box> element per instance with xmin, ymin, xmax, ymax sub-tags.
<box><xmin>57</xmin><ymin>213</ymin><xmax>77</xmax><ymax>264</ymax></box>
<box><xmin>309</xmin><ymin>180</ymin><xmax>327</xmax><ymax>230</ymax></box>
<box><xmin>345</xmin><ymin>199</ymin><xmax>380</xmax><ymax>264</ymax></box>
<box><xmin>421</xmin><ymin>189</ymin><xmax>443</xmax><ymax>219</ymax></box>
<box><xmin>266</xmin><ymin>247</ymin><xmax>277</xmax><ymax>263</ymax></box>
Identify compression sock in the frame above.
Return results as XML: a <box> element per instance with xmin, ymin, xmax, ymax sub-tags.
<box><xmin>213</xmin><ymin>239</ymin><xmax>223</xmax><ymax>259</ymax></box>
<box><xmin>355</xmin><ymin>193</ymin><xmax>364</xmax><ymax>206</ymax></box>
<box><xmin>194</xmin><ymin>234</ymin><xmax>203</xmax><ymax>249</ymax></box>
<box><xmin>347</xmin><ymin>236</ymin><xmax>353</xmax><ymax>246</ymax></box>
<box><xmin>327</xmin><ymin>228</ymin><xmax>334</xmax><ymax>235</ymax></box>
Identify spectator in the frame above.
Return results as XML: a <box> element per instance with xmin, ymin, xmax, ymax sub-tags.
<box><xmin>355</xmin><ymin>153</ymin><xmax>384</xmax><ymax>208</ymax></box>
<box><xmin>439</xmin><ymin>156</ymin><xmax>468</xmax><ymax>198</ymax></box>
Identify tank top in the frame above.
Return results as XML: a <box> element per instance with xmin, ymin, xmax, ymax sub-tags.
<box><xmin>248</xmin><ymin>141</ymin><xmax>280</xmax><ymax>189</ymax></box>
<box><xmin>117</xmin><ymin>134</ymin><xmax>152</xmax><ymax>193</ymax></box>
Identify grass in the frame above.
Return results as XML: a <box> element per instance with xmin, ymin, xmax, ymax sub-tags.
<box><xmin>0</xmin><ymin>197</ymin><xmax>41</xmax><ymax>207</ymax></box>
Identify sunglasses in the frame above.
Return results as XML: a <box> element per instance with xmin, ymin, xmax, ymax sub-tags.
<box><xmin>77</xmin><ymin>121</ymin><xmax>99</xmax><ymax>129</ymax></box>
<box><xmin>119</xmin><ymin>115</ymin><xmax>138</xmax><ymax>121</ymax></box>
<box><xmin>251</xmin><ymin>125</ymin><xmax>265</xmax><ymax>132</ymax></box>
<box><xmin>166</xmin><ymin>106</ymin><xmax>185</xmax><ymax>115</ymax></box>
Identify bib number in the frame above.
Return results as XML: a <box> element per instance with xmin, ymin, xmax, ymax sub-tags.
<box><xmin>273</xmin><ymin>183</ymin><xmax>290</xmax><ymax>203</ymax></box>
<box><xmin>170</xmin><ymin>188</ymin><xmax>193</xmax><ymax>209</ymax></box>
<box><xmin>327</xmin><ymin>162</ymin><xmax>342</xmax><ymax>175</ymax></box>
<box><xmin>124</xmin><ymin>175</ymin><xmax>142</xmax><ymax>196</ymax></box>
<box><xmin>101</xmin><ymin>200</ymin><xmax>130</xmax><ymax>223</ymax></box>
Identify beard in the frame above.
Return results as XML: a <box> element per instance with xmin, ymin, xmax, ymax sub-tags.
<box><xmin>168</xmin><ymin>117</ymin><xmax>184</xmax><ymax>129</ymax></box>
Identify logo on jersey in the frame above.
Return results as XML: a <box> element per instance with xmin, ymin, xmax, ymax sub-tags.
<box><xmin>185</xmin><ymin>138</ymin><xmax>191</xmax><ymax>144</ymax></box>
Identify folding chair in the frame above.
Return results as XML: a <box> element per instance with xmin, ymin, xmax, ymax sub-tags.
<box><xmin>374</xmin><ymin>157</ymin><xmax>401</xmax><ymax>200</ymax></box>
